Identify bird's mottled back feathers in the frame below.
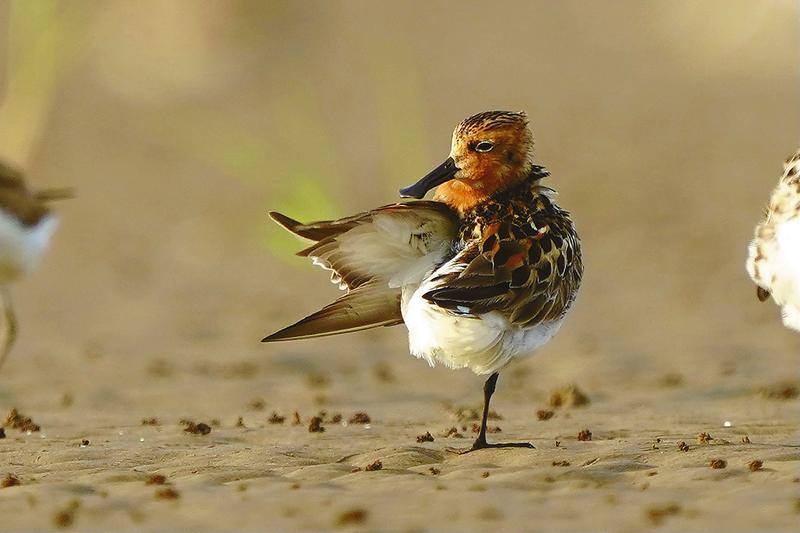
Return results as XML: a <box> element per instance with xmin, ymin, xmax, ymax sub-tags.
<box><xmin>423</xmin><ymin>171</ymin><xmax>582</xmax><ymax>328</ymax></box>
<box><xmin>780</xmin><ymin>150</ymin><xmax>800</xmax><ymax>185</ymax></box>
<box><xmin>746</xmin><ymin>147</ymin><xmax>800</xmax><ymax>331</ymax></box>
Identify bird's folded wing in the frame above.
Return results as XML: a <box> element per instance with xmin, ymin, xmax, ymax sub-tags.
<box><xmin>423</xmin><ymin>214</ymin><xmax>582</xmax><ymax>328</ymax></box>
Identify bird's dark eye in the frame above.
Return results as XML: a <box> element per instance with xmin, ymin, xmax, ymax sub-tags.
<box><xmin>474</xmin><ymin>141</ymin><xmax>494</xmax><ymax>153</ymax></box>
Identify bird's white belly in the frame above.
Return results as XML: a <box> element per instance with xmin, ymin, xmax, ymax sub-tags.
<box><xmin>401</xmin><ymin>285</ymin><xmax>563</xmax><ymax>375</ymax></box>
<box><xmin>771</xmin><ymin>218</ymin><xmax>800</xmax><ymax>330</ymax></box>
<box><xmin>0</xmin><ymin>211</ymin><xmax>58</xmax><ymax>284</ymax></box>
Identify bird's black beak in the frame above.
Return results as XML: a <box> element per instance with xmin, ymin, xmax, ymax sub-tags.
<box><xmin>399</xmin><ymin>157</ymin><xmax>458</xmax><ymax>199</ymax></box>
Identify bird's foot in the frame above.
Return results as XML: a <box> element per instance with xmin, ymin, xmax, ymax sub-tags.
<box><xmin>446</xmin><ymin>439</ymin><xmax>535</xmax><ymax>455</ymax></box>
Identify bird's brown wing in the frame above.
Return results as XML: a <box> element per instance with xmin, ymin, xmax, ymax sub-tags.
<box><xmin>424</xmin><ymin>206</ymin><xmax>582</xmax><ymax>328</ymax></box>
<box><xmin>0</xmin><ymin>160</ymin><xmax>74</xmax><ymax>226</ymax></box>
<box><xmin>263</xmin><ymin>201</ymin><xmax>458</xmax><ymax>341</ymax></box>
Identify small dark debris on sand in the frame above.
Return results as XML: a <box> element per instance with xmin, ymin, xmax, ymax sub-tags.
<box><xmin>316</xmin><ymin>410</ymin><xmax>341</xmax><ymax>424</ymax></box>
<box><xmin>235</xmin><ymin>416</ymin><xmax>246</xmax><ymax>428</ymax></box>
<box><xmin>555</xmin><ymin>440</ymin><xmax>561</xmax><ymax>448</ymax></box>
<box><xmin>657</xmin><ymin>372</ymin><xmax>684</xmax><ymax>388</ymax></box>
<box><xmin>0</xmin><ymin>428</ymin><xmax>5</xmax><ymax>439</ymax></box>
<box><xmin>416</xmin><ymin>432</ymin><xmax>434</xmax><ymax>443</ymax></box>
<box><xmin>678</xmin><ymin>441</ymin><xmax>690</xmax><ymax>452</ymax></box>
<box><xmin>452</xmin><ymin>406</ymin><xmax>479</xmax><ymax>421</ymax></box>
<box><xmin>306</xmin><ymin>371</ymin><xmax>330</xmax><ymax>389</ymax></box>
<box><xmin>451</xmin><ymin>406</ymin><xmax>502</xmax><ymax>422</ymax></box>
<box><xmin>53</xmin><ymin>500</ymin><xmax>81</xmax><ymax>529</ymax></box>
<box><xmin>548</xmin><ymin>385</ymin><xmax>590</xmax><ymax>408</ymax></box>
<box><xmin>147</xmin><ymin>358</ymin><xmax>174</xmax><ymax>378</ymax></box>
<box><xmin>141</xmin><ymin>417</ymin><xmax>160</xmax><ymax>426</ymax></box>
<box><xmin>146</xmin><ymin>474</ymin><xmax>167</xmax><ymax>485</ymax></box>
<box><xmin>709</xmin><ymin>458</ymin><xmax>727</xmax><ymax>469</ymax></box>
<box><xmin>442</xmin><ymin>426</ymin><xmax>464</xmax><ymax>438</ymax></box>
<box><xmin>348</xmin><ymin>412</ymin><xmax>371</xmax><ymax>424</ymax></box>
<box><xmin>471</xmin><ymin>423</ymin><xmax>501</xmax><ymax>434</ymax></box>
<box><xmin>80</xmin><ymin>439</ymin><xmax>90</xmax><ymax>447</ymax></box>
<box><xmin>268</xmin><ymin>412</ymin><xmax>286</xmax><ymax>424</ymax></box>
<box><xmin>2</xmin><ymin>474</ymin><xmax>20</xmax><ymax>488</ymax></box>
<box><xmin>60</xmin><ymin>393</ymin><xmax>74</xmax><ymax>408</ymax></box>
<box><xmin>365</xmin><ymin>460</ymin><xmax>382</xmax><ymax>471</ymax></box>
<box><xmin>194</xmin><ymin>360</ymin><xmax>258</xmax><ymax>379</ymax></box>
<box><xmin>429</xmin><ymin>467</ymin><xmax>441</xmax><ymax>475</ymax></box>
<box><xmin>759</xmin><ymin>382</ymin><xmax>799</xmax><ymax>400</ymax></box>
<box><xmin>248</xmin><ymin>398</ymin><xmax>266</xmax><ymax>411</ymax></box>
<box><xmin>741</xmin><ymin>435</ymin><xmax>751</xmax><ymax>444</ymax></box>
<box><xmin>181</xmin><ymin>419</ymin><xmax>211</xmax><ymax>435</ymax></box>
<box><xmin>477</xmin><ymin>507</ymin><xmax>502</xmax><ymax>521</ymax></box>
<box><xmin>337</xmin><ymin>508</ymin><xmax>368</xmax><ymax>526</ymax></box>
<box><xmin>537</xmin><ymin>409</ymin><xmax>554</xmax><ymax>421</ymax></box>
<box><xmin>372</xmin><ymin>361</ymin><xmax>395</xmax><ymax>383</ymax></box>
<box><xmin>313</xmin><ymin>394</ymin><xmax>328</xmax><ymax>406</ymax></box>
<box><xmin>577</xmin><ymin>429</ymin><xmax>592</xmax><ymax>441</ymax></box>
<box><xmin>481</xmin><ymin>471</ymin><xmax>490</xmax><ymax>478</ymax></box>
<box><xmin>552</xmin><ymin>460</ymin><xmax>570</xmax><ymax>467</ymax></box>
<box><xmin>5</xmin><ymin>408</ymin><xmax>40</xmax><ymax>432</ymax></box>
<box><xmin>747</xmin><ymin>460</ymin><xmax>763</xmax><ymax>471</ymax></box>
<box><xmin>155</xmin><ymin>487</ymin><xmax>180</xmax><ymax>500</ymax></box>
<box><xmin>308</xmin><ymin>416</ymin><xmax>325</xmax><ymax>433</ymax></box>
<box><xmin>697</xmin><ymin>432</ymin><xmax>713</xmax><ymax>444</ymax></box>
<box><xmin>53</xmin><ymin>500</ymin><xmax>80</xmax><ymax>529</ymax></box>
<box><xmin>292</xmin><ymin>411</ymin><xmax>302</xmax><ymax>425</ymax></box>
<box><xmin>646</xmin><ymin>503</ymin><xmax>681</xmax><ymax>525</ymax></box>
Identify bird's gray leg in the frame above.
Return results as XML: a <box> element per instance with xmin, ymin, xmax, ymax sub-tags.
<box><xmin>0</xmin><ymin>287</ymin><xmax>17</xmax><ymax>371</ymax></box>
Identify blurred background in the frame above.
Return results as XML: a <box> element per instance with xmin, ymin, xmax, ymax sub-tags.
<box><xmin>0</xmin><ymin>0</ymin><xmax>797</xmax><ymax>408</ymax></box>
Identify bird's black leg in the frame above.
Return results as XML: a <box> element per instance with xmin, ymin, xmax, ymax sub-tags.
<box><xmin>451</xmin><ymin>372</ymin><xmax>535</xmax><ymax>454</ymax></box>
<box><xmin>472</xmin><ymin>372</ymin><xmax>499</xmax><ymax>449</ymax></box>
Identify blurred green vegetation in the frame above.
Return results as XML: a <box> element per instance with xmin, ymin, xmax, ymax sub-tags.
<box><xmin>0</xmin><ymin>1</ymin><xmax>85</xmax><ymax>165</ymax></box>
<box><xmin>166</xmin><ymin>90</ymin><xmax>343</xmax><ymax>258</ymax></box>
<box><xmin>366</xmin><ymin>34</ymin><xmax>433</xmax><ymax>197</ymax></box>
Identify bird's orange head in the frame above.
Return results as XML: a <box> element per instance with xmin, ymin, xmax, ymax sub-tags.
<box><xmin>400</xmin><ymin>111</ymin><xmax>535</xmax><ymax>212</ymax></box>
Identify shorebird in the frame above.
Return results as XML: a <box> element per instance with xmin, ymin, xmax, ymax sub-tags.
<box><xmin>264</xmin><ymin>111</ymin><xmax>583</xmax><ymax>452</ymax></box>
<box><xmin>0</xmin><ymin>159</ymin><xmax>70</xmax><ymax>369</ymax></box>
<box><xmin>747</xmin><ymin>148</ymin><xmax>800</xmax><ymax>332</ymax></box>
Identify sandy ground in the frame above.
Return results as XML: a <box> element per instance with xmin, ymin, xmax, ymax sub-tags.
<box><xmin>0</xmin><ymin>2</ymin><xmax>798</xmax><ymax>531</ymax></box>
<box><xmin>0</xmin><ymin>292</ymin><xmax>797</xmax><ymax>531</ymax></box>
